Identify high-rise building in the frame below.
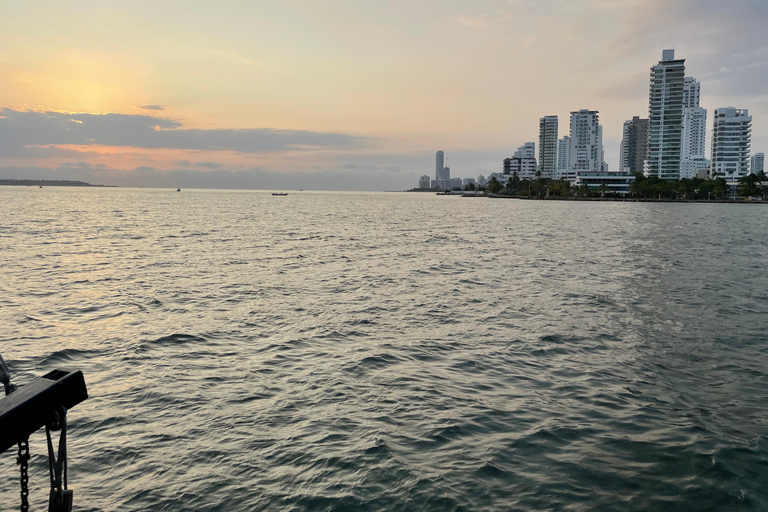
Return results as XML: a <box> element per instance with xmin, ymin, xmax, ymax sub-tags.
<box><xmin>681</xmin><ymin>78</ymin><xmax>707</xmax><ymax>160</ymax></box>
<box><xmin>539</xmin><ymin>116</ymin><xmax>558</xmax><ymax>179</ymax></box>
<box><xmin>682</xmin><ymin>76</ymin><xmax>700</xmax><ymax>108</ymax></box>
<box><xmin>711</xmin><ymin>108</ymin><xmax>752</xmax><ymax>180</ymax></box>
<box><xmin>568</xmin><ymin>110</ymin><xmax>603</xmax><ymax>173</ymax></box>
<box><xmin>645</xmin><ymin>49</ymin><xmax>686</xmax><ymax>180</ymax></box>
<box><xmin>751</xmin><ymin>153</ymin><xmax>764</xmax><ymax>175</ymax></box>
<box><xmin>435</xmin><ymin>151</ymin><xmax>444</xmax><ymax>180</ymax></box>
<box><xmin>419</xmin><ymin>175</ymin><xmax>431</xmax><ymax>189</ymax></box>
<box><xmin>620</xmin><ymin>116</ymin><xmax>650</xmax><ymax>173</ymax></box>
<box><xmin>557</xmin><ymin>136</ymin><xmax>570</xmax><ymax>171</ymax></box>
<box><xmin>514</xmin><ymin>142</ymin><xmax>536</xmax><ymax>160</ymax></box>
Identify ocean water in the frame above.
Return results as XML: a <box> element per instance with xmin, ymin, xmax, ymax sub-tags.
<box><xmin>1</xmin><ymin>187</ymin><xmax>767</xmax><ymax>511</ymax></box>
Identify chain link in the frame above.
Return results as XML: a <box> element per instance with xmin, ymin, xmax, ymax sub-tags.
<box><xmin>17</xmin><ymin>439</ymin><xmax>30</xmax><ymax>512</ymax></box>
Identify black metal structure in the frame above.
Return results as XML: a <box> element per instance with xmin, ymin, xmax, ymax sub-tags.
<box><xmin>0</xmin><ymin>370</ymin><xmax>88</xmax><ymax>455</ymax></box>
<box><xmin>1</xmin><ymin>355</ymin><xmax>88</xmax><ymax>511</ymax></box>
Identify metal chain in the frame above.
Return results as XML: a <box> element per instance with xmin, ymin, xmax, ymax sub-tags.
<box><xmin>17</xmin><ymin>439</ymin><xmax>30</xmax><ymax>512</ymax></box>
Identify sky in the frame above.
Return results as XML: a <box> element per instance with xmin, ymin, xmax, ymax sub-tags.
<box><xmin>1</xmin><ymin>0</ymin><xmax>766</xmax><ymax>190</ymax></box>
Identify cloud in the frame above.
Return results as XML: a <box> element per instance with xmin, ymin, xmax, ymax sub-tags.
<box><xmin>0</xmin><ymin>109</ymin><xmax>367</xmax><ymax>157</ymax></box>
<box><xmin>138</xmin><ymin>105</ymin><xmax>166</xmax><ymax>111</ymax></box>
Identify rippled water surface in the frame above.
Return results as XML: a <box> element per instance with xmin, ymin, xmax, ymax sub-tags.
<box><xmin>1</xmin><ymin>187</ymin><xmax>768</xmax><ymax>511</ymax></box>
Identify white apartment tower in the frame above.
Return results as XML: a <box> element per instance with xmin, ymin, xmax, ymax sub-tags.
<box><xmin>539</xmin><ymin>116</ymin><xmax>558</xmax><ymax>179</ymax></box>
<box><xmin>568</xmin><ymin>110</ymin><xmax>603</xmax><ymax>173</ymax></box>
<box><xmin>751</xmin><ymin>153</ymin><xmax>764</xmax><ymax>175</ymax></box>
<box><xmin>645</xmin><ymin>49</ymin><xmax>686</xmax><ymax>180</ymax></box>
<box><xmin>711</xmin><ymin>108</ymin><xmax>752</xmax><ymax>180</ymax></box>
<box><xmin>681</xmin><ymin>78</ymin><xmax>708</xmax><ymax>162</ymax></box>
<box><xmin>514</xmin><ymin>142</ymin><xmax>536</xmax><ymax>160</ymax></box>
<box><xmin>682</xmin><ymin>76</ymin><xmax>700</xmax><ymax>109</ymax></box>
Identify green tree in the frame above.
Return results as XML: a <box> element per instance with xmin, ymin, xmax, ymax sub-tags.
<box><xmin>488</xmin><ymin>177</ymin><xmax>503</xmax><ymax>194</ymax></box>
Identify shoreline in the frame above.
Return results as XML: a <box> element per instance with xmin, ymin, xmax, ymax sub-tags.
<box><xmin>484</xmin><ymin>195</ymin><xmax>766</xmax><ymax>204</ymax></box>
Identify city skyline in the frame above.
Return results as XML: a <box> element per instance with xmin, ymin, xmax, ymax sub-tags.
<box><xmin>1</xmin><ymin>0</ymin><xmax>766</xmax><ymax>190</ymax></box>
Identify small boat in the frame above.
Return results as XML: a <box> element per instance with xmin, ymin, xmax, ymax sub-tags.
<box><xmin>176</xmin><ymin>188</ymin><xmax>181</xmax><ymax>192</ymax></box>
<box><xmin>272</xmin><ymin>192</ymin><xmax>288</xmax><ymax>196</ymax></box>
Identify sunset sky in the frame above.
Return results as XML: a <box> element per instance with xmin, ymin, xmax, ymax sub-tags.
<box><xmin>1</xmin><ymin>0</ymin><xmax>766</xmax><ymax>189</ymax></box>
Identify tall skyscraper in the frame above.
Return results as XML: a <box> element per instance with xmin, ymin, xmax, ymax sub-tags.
<box><xmin>711</xmin><ymin>108</ymin><xmax>752</xmax><ymax>180</ymax></box>
<box><xmin>620</xmin><ymin>116</ymin><xmax>649</xmax><ymax>173</ymax></box>
<box><xmin>752</xmin><ymin>153</ymin><xmax>765</xmax><ymax>175</ymax></box>
<box><xmin>568</xmin><ymin>110</ymin><xmax>603</xmax><ymax>173</ymax></box>
<box><xmin>435</xmin><ymin>151</ymin><xmax>444</xmax><ymax>180</ymax></box>
<box><xmin>557</xmin><ymin>136</ymin><xmax>570</xmax><ymax>171</ymax></box>
<box><xmin>539</xmin><ymin>116</ymin><xmax>558</xmax><ymax>179</ymax></box>
<box><xmin>645</xmin><ymin>49</ymin><xmax>685</xmax><ymax>180</ymax></box>
<box><xmin>681</xmin><ymin>78</ymin><xmax>707</xmax><ymax>160</ymax></box>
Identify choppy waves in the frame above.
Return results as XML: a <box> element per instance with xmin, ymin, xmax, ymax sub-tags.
<box><xmin>1</xmin><ymin>188</ymin><xmax>768</xmax><ymax>511</ymax></box>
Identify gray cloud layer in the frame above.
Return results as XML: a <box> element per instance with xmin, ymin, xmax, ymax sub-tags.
<box><xmin>0</xmin><ymin>109</ymin><xmax>366</xmax><ymax>157</ymax></box>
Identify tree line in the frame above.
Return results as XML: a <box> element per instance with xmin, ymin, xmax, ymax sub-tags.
<box><xmin>463</xmin><ymin>171</ymin><xmax>768</xmax><ymax>200</ymax></box>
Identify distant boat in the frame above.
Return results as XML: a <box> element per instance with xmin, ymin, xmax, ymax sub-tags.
<box><xmin>39</xmin><ymin>186</ymin><xmax>42</xmax><ymax>188</ymax></box>
<box><xmin>177</xmin><ymin>188</ymin><xmax>181</xmax><ymax>192</ymax></box>
<box><xmin>272</xmin><ymin>192</ymin><xmax>288</xmax><ymax>196</ymax></box>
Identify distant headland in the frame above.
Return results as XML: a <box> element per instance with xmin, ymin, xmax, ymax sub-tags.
<box><xmin>0</xmin><ymin>179</ymin><xmax>114</xmax><ymax>187</ymax></box>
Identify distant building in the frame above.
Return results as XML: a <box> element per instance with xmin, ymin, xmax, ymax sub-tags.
<box><xmin>682</xmin><ymin>78</ymin><xmax>707</xmax><ymax>158</ymax></box>
<box><xmin>645</xmin><ymin>49</ymin><xmax>686</xmax><ymax>180</ymax></box>
<box><xmin>555</xmin><ymin>168</ymin><xmax>578</xmax><ymax>181</ymax></box>
<box><xmin>462</xmin><ymin>178</ymin><xmax>476</xmax><ymax>187</ymax></box>
<box><xmin>504</xmin><ymin>156</ymin><xmax>538</xmax><ymax>180</ymax></box>
<box><xmin>568</xmin><ymin>109</ymin><xmax>603</xmax><ymax>174</ymax></box>
<box><xmin>514</xmin><ymin>142</ymin><xmax>536</xmax><ymax>160</ymax></box>
<box><xmin>539</xmin><ymin>116</ymin><xmax>558</xmax><ymax>179</ymax></box>
<box><xmin>679</xmin><ymin>158</ymin><xmax>711</xmax><ymax>180</ymax></box>
<box><xmin>476</xmin><ymin>175</ymin><xmax>487</xmax><ymax>187</ymax></box>
<box><xmin>556</xmin><ymin>136</ymin><xmax>570</xmax><ymax>172</ymax></box>
<box><xmin>711</xmin><ymin>108</ymin><xmax>752</xmax><ymax>180</ymax></box>
<box><xmin>435</xmin><ymin>151</ymin><xmax>444</xmax><ymax>180</ymax></box>
<box><xmin>751</xmin><ymin>153</ymin><xmax>765</xmax><ymax>175</ymax></box>
<box><xmin>681</xmin><ymin>77</ymin><xmax>708</xmax><ymax>179</ymax></box>
<box><xmin>441</xmin><ymin>167</ymin><xmax>451</xmax><ymax>180</ymax></box>
<box><xmin>574</xmin><ymin>171</ymin><xmax>636</xmax><ymax>195</ymax></box>
<box><xmin>419</xmin><ymin>175</ymin><xmax>431</xmax><ymax>189</ymax></box>
<box><xmin>620</xmin><ymin>116</ymin><xmax>649</xmax><ymax>173</ymax></box>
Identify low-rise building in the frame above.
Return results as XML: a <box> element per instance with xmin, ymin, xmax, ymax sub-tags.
<box><xmin>573</xmin><ymin>172</ymin><xmax>636</xmax><ymax>195</ymax></box>
<box><xmin>503</xmin><ymin>156</ymin><xmax>538</xmax><ymax>180</ymax></box>
<box><xmin>679</xmin><ymin>158</ymin><xmax>711</xmax><ymax>179</ymax></box>
<box><xmin>555</xmin><ymin>168</ymin><xmax>579</xmax><ymax>181</ymax></box>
